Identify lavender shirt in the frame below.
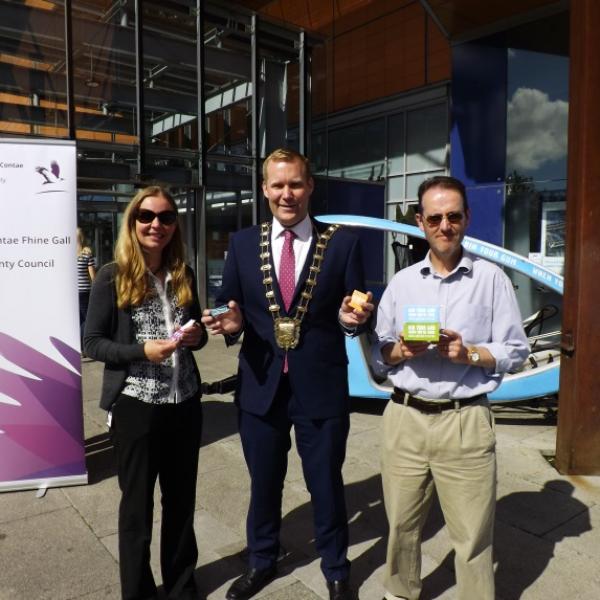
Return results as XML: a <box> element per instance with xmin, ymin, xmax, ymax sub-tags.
<box><xmin>372</xmin><ymin>249</ymin><xmax>530</xmax><ymax>400</ymax></box>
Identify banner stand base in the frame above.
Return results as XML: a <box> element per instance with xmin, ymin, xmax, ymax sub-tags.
<box><xmin>0</xmin><ymin>473</ymin><xmax>88</xmax><ymax>494</ymax></box>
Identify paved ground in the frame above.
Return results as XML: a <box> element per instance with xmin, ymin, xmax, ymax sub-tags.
<box><xmin>1</xmin><ymin>336</ymin><xmax>600</xmax><ymax>599</ymax></box>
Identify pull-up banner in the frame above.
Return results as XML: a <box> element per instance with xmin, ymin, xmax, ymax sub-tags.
<box><xmin>0</xmin><ymin>138</ymin><xmax>87</xmax><ymax>492</ymax></box>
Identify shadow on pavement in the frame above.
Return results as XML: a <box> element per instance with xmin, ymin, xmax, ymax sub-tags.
<box><xmin>424</xmin><ymin>479</ymin><xmax>591</xmax><ymax>599</ymax></box>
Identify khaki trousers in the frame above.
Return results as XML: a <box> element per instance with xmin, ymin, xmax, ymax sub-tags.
<box><xmin>381</xmin><ymin>398</ymin><xmax>496</xmax><ymax>600</ymax></box>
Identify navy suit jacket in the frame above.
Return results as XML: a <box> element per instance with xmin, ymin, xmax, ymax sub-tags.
<box><xmin>218</xmin><ymin>219</ymin><xmax>366</xmax><ymax>419</ymax></box>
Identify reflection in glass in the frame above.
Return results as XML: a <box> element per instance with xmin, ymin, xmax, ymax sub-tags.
<box><xmin>407</xmin><ymin>170</ymin><xmax>444</xmax><ymax>199</ymax></box>
<box><xmin>327</xmin><ymin>119</ymin><xmax>385</xmax><ymax>180</ymax></box>
<box><xmin>506</xmin><ymin>51</ymin><xmax>568</xmax><ymax>182</ymax></box>
<box><xmin>205</xmin><ymin>189</ymin><xmax>253</xmax><ymax>306</ymax></box>
<box><xmin>406</xmin><ymin>104</ymin><xmax>447</xmax><ymax>172</ymax></box>
<box><xmin>0</xmin><ymin>1</ymin><xmax>68</xmax><ymax>138</ymax></box>
<box><xmin>77</xmin><ymin>210</ymin><xmax>117</xmax><ymax>270</ymax></box>
<box><xmin>387</xmin><ymin>176</ymin><xmax>404</xmax><ymax>203</ymax></box>
<box><xmin>503</xmin><ymin>14</ymin><xmax>568</xmax><ymax>318</ymax></box>
<box><xmin>388</xmin><ymin>113</ymin><xmax>405</xmax><ymax>175</ymax></box>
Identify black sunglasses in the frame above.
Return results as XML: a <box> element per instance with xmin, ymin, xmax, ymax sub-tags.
<box><xmin>135</xmin><ymin>209</ymin><xmax>177</xmax><ymax>226</ymax></box>
<box><xmin>423</xmin><ymin>211</ymin><xmax>465</xmax><ymax>227</ymax></box>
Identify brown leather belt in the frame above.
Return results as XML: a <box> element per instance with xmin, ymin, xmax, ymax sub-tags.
<box><xmin>391</xmin><ymin>387</ymin><xmax>486</xmax><ymax>414</ymax></box>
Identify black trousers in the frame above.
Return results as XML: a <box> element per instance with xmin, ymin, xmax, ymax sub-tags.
<box><xmin>111</xmin><ymin>394</ymin><xmax>202</xmax><ymax>600</ymax></box>
<box><xmin>239</xmin><ymin>376</ymin><xmax>351</xmax><ymax>582</ymax></box>
<box><xmin>78</xmin><ymin>290</ymin><xmax>90</xmax><ymax>348</ymax></box>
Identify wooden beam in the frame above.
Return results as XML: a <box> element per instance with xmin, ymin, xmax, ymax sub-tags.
<box><xmin>555</xmin><ymin>0</ymin><xmax>600</xmax><ymax>474</ymax></box>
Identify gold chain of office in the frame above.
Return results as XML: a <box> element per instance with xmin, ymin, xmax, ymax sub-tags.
<box><xmin>260</xmin><ymin>221</ymin><xmax>339</xmax><ymax>350</ymax></box>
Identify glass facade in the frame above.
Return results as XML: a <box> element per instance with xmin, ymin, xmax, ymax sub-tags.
<box><xmin>2</xmin><ymin>1</ymin><xmax>567</xmax><ymax>311</ymax></box>
<box><xmin>503</xmin><ymin>12</ymin><xmax>568</xmax><ymax>319</ymax></box>
<box><xmin>0</xmin><ymin>0</ymin><xmax>315</xmax><ymax>303</ymax></box>
<box><xmin>312</xmin><ymin>95</ymin><xmax>449</xmax><ymax>280</ymax></box>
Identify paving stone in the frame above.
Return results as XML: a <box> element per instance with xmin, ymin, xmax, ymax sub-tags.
<box><xmin>62</xmin><ymin>476</ymin><xmax>121</xmax><ymax>538</ymax></box>
<box><xmin>544</xmin><ymin>501</ymin><xmax>600</xmax><ymax>561</ymax></box>
<box><xmin>259</xmin><ymin>579</ymin><xmax>321</xmax><ymax>599</ymax></box>
<box><xmin>494</xmin><ymin>521</ymin><xmax>600</xmax><ymax>600</ymax></box>
<box><xmin>76</xmin><ymin>584</ymin><xmax>120</xmax><ymax>599</ymax></box>
<box><xmin>2</xmin><ymin>348</ymin><xmax>600</xmax><ymax>600</ymax></box>
<box><xmin>496</xmin><ymin>474</ymin><xmax>590</xmax><ymax>537</ymax></box>
<box><xmin>0</xmin><ymin>507</ymin><xmax>118</xmax><ymax>600</ymax></box>
<box><xmin>0</xmin><ymin>485</ymin><xmax>70</xmax><ymax>525</ymax></box>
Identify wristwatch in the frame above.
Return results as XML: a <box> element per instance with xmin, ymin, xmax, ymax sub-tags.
<box><xmin>467</xmin><ymin>346</ymin><xmax>481</xmax><ymax>364</ymax></box>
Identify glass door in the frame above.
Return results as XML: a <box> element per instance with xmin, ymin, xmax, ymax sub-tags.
<box><xmin>205</xmin><ymin>188</ymin><xmax>254</xmax><ymax>307</ymax></box>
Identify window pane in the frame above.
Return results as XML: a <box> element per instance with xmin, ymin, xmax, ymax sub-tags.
<box><xmin>406</xmin><ymin>170</ymin><xmax>444</xmax><ymax>199</ymax></box>
<box><xmin>406</xmin><ymin>104</ymin><xmax>447</xmax><ymax>172</ymax></box>
<box><xmin>206</xmin><ymin>189</ymin><xmax>253</xmax><ymax>306</ymax></box>
<box><xmin>311</xmin><ymin>131</ymin><xmax>327</xmax><ymax>175</ymax></box>
<box><xmin>387</xmin><ymin>202</ymin><xmax>401</xmax><ymax>220</ymax></box>
<box><xmin>328</xmin><ymin>119</ymin><xmax>385</xmax><ymax>180</ymax></box>
<box><xmin>388</xmin><ymin>113</ymin><xmax>405</xmax><ymax>175</ymax></box>
<box><xmin>506</xmin><ymin>23</ymin><xmax>569</xmax><ymax>182</ymax></box>
<box><xmin>0</xmin><ymin>2</ymin><xmax>68</xmax><ymax>138</ymax></box>
<box><xmin>387</xmin><ymin>176</ymin><xmax>404</xmax><ymax>202</ymax></box>
<box><xmin>72</xmin><ymin>3</ymin><xmax>137</xmax><ymax>146</ymax></box>
<box><xmin>502</xmin><ymin>12</ymin><xmax>568</xmax><ymax>319</ymax></box>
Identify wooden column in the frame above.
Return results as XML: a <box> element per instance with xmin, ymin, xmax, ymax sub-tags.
<box><xmin>555</xmin><ymin>0</ymin><xmax>600</xmax><ymax>474</ymax></box>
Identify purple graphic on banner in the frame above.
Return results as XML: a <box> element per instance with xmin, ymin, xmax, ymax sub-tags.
<box><xmin>0</xmin><ymin>333</ymin><xmax>86</xmax><ymax>482</ymax></box>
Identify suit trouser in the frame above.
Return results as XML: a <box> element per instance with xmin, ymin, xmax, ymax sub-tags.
<box><xmin>381</xmin><ymin>399</ymin><xmax>496</xmax><ymax>600</ymax></box>
<box><xmin>111</xmin><ymin>394</ymin><xmax>202</xmax><ymax>600</ymax></box>
<box><xmin>238</xmin><ymin>376</ymin><xmax>351</xmax><ymax>582</ymax></box>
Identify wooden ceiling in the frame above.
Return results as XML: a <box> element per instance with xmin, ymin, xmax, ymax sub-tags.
<box><xmin>422</xmin><ymin>0</ymin><xmax>564</xmax><ymax>38</ymax></box>
<box><xmin>234</xmin><ymin>0</ymin><xmax>564</xmax><ymax>39</ymax></box>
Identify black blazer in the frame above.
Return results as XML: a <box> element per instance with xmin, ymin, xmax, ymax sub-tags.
<box><xmin>84</xmin><ymin>263</ymin><xmax>207</xmax><ymax>410</ymax></box>
<box><xmin>217</xmin><ymin>220</ymin><xmax>366</xmax><ymax>419</ymax></box>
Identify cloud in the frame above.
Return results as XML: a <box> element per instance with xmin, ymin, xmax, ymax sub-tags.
<box><xmin>507</xmin><ymin>87</ymin><xmax>568</xmax><ymax>171</ymax></box>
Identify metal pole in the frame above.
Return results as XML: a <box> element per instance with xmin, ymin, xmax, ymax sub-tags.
<box><xmin>251</xmin><ymin>13</ymin><xmax>261</xmax><ymax>225</ymax></box>
<box><xmin>299</xmin><ymin>29</ymin><xmax>311</xmax><ymax>157</ymax></box>
<box><xmin>134</xmin><ymin>0</ymin><xmax>146</xmax><ymax>179</ymax></box>
<box><xmin>195</xmin><ymin>0</ymin><xmax>207</xmax><ymax>306</ymax></box>
<box><xmin>64</xmin><ymin>0</ymin><xmax>76</xmax><ymax>139</ymax></box>
<box><xmin>196</xmin><ymin>0</ymin><xmax>206</xmax><ymax>188</ymax></box>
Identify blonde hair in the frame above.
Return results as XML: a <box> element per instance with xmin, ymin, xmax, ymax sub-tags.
<box><xmin>262</xmin><ymin>148</ymin><xmax>312</xmax><ymax>182</ymax></box>
<box><xmin>113</xmin><ymin>186</ymin><xmax>192</xmax><ymax>309</ymax></box>
<box><xmin>76</xmin><ymin>227</ymin><xmax>92</xmax><ymax>257</ymax></box>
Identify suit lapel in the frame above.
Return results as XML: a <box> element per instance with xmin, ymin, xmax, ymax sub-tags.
<box><xmin>289</xmin><ymin>219</ymin><xmax>328</xmax><ymax>310</ymax></box>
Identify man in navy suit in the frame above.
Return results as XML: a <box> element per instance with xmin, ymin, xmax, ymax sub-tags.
<box><xmin>202</xmin><ymin>148</ymin><xmax>373</xmax><ymax>600</ymax></box>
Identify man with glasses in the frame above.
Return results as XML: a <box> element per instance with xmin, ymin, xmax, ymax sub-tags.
<box><xmin>372</xmin><ymin>175</ymin><xmax>529</xmax><ymax>600</ymax></box>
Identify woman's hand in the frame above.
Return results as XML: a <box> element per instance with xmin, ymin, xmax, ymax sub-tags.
<box><xmin>175</xmin><ymin>321</ymin><xmax>204</xmax><ymax>347</ymax></box>
<box><xmin>144</xmin><ymin>339</ymin><xmax>178</xmax><ymax>363</ymax></box>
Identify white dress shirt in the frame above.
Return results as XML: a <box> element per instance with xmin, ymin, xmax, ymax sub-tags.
<box><xmin>372</xmin><ymin>250</ymin><xmax>530</xmax><ymax>399</ymax></box>
<box><xmin>271</xmin><ymin>215</ymin><xmax>313</xmax><ymax>284</ymax></box>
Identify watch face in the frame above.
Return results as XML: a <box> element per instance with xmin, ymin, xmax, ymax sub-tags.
<box><xmin>469</xmin><ymin>349</ymin><xmax>480</xmax><ymax>363</ymax></box>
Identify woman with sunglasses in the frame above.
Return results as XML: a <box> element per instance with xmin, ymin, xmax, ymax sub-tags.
<box><xmin>84</xmin><ymin>185</ymin><xmax>207</xmax><ymax>600</ymax></box>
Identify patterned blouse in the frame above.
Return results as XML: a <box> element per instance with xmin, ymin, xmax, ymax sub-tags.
<box><xmin>121</xmin><ymin>270</ymin><xmax>199</xmax><ymax>404</ymax></box>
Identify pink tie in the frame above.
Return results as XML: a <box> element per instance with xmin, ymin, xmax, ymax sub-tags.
<box><xmin>280</xmin><ymin>229</ymin><xmax>296</xmax><ymax>311</ymax></box>
<box><xmin>280</xmin><ymin>229</ymin><xmax>295</xmax><ymax>372</ymax></box>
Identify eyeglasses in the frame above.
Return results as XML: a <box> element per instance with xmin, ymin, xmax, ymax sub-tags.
<box><xmin>135</xmin><ymin>209</ymin><xmax>177</xmax><ymax>226</ymax></box>
<box><xmin>422</xmin><ymin>212</ymin><xmax>465</xmax><ymax>227</ymax></box>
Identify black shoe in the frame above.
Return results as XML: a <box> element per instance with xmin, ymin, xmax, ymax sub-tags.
<box><xmin>225</xmin><ymin>567</ymin><xmax>277</xmax><ymax>600</ymax></box>
<box><xmin>327</xmin><ymin>579</ymin><xmax>352</xmax><ymax>600</ymax></box>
